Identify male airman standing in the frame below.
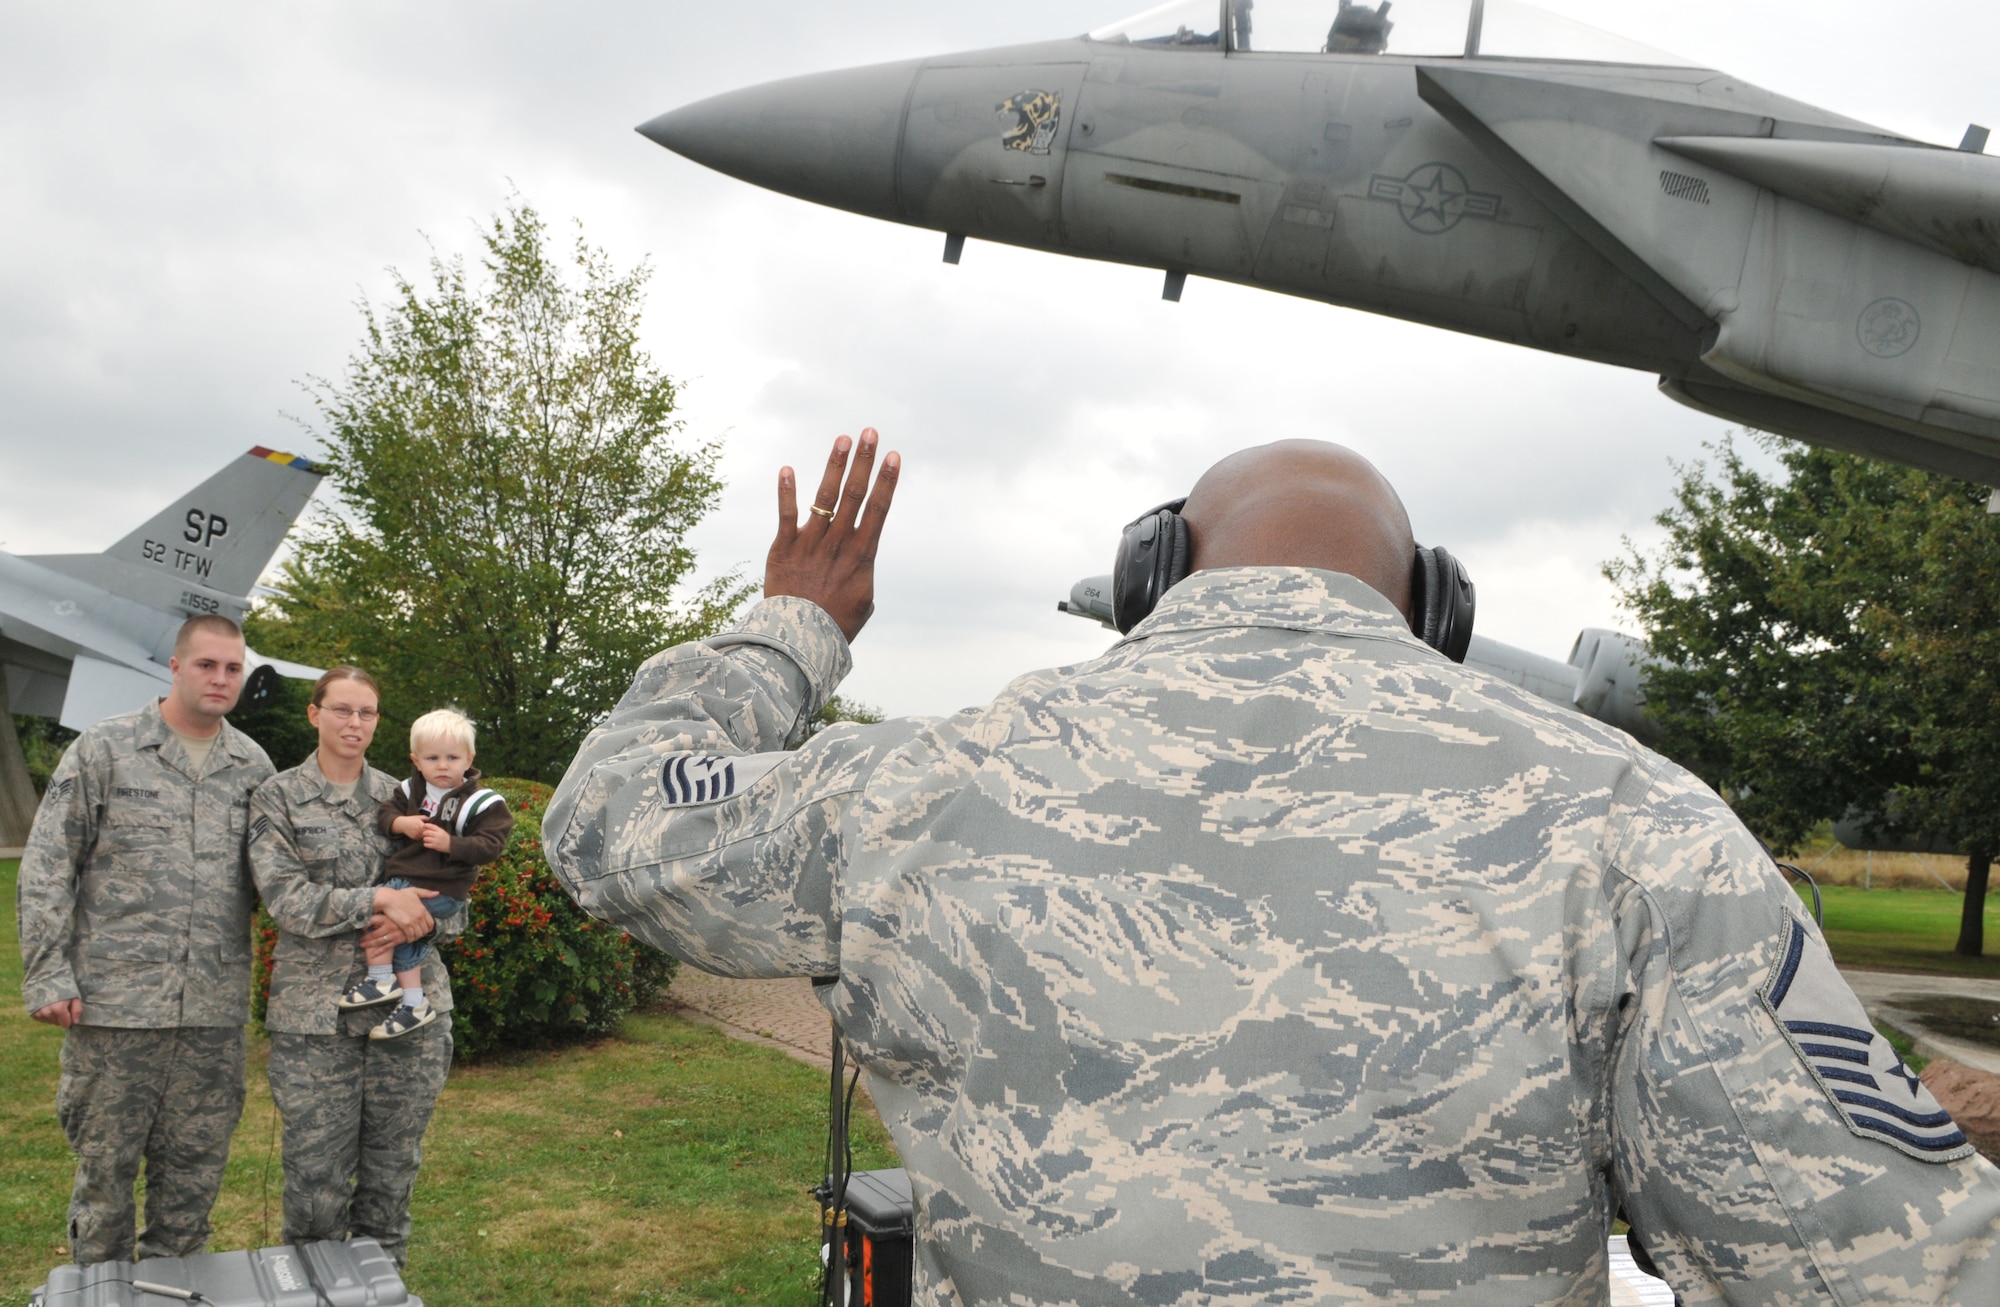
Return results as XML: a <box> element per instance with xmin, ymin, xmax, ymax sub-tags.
<box><xmin>17</xmin><ymin>616</ymin><xmax>275</xmax><ymax>1265</ymax></box>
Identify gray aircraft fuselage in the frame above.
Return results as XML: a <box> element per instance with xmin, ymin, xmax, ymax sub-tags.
<box><xmin>644</xmin><ymin>19</ymin><xmax>2000</xmax><ymax>484</ymax></box>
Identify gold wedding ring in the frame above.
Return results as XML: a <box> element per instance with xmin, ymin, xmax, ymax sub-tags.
<box><xmin>811</xmin><ymin>504</ymin><xmax>836</xmax><ymax>519</ymax></box>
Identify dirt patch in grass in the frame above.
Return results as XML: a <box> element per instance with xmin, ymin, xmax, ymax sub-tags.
<box><xmin>1890</xmin><ymin>997</ymin><xmax>2000</xmax><ymax>1051</ymax></box>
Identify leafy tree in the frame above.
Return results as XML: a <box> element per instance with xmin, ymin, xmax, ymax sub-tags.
<box><xmin>228</xmin><ymin>677</ymin><xmax>320</xmax><ymax>773</ymax></box>
<box><xmin>256</xmin><ymin>202</ymin><xmax>750</xmax><ymax>782</ymax></box>
<box><xmin>802</xmin><ymin>694</ymin><xmax>885</xmax><ymax>744</ymax></box>
<box><xmin>1611</xmin><ymin>434</ymin><xmax>2000</xmax><ymax>954</ymax></box>
<box><xmin>12</xmin><ymin>716</ymin><xmax>77</xmax><ymax>797</ymax></box>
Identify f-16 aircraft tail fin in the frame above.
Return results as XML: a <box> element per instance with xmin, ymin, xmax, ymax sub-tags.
<box><xmin>27</xmin><ymin>447</ymin><xmax>326</xmax><ymax>621</ymax></box>
<box><xmin>105</xmin><ymin>446</ymin><xmax>327</xmax><ymax>598</ymax></box>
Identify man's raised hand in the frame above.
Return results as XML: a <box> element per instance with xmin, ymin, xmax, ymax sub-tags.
<box><xmin>767</xmin><ymin>429</ymin><xmax>901</xmax><ymax>642</ymax></box>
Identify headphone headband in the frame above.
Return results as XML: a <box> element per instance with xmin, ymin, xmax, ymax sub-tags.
<box><xmin>1110</xmin><ymin>499</ymin><xmax>1476</xmax><ymax>660</ymax></box>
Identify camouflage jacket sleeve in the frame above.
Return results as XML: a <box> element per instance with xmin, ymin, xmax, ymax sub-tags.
<box><xmin>16</xmin><ymin>733</ymin><xmax>104</xmax><ymax>1013</ymax></box>
<box><xmin>445</xmin><ymin>799</ymin><xmax>513</xmax><ymax>869</ymax></box>
<box><xmin>377</xmin><ymin>790</ymin><xmax>410</xmax><ymax>838</ymax></box>
<box><xmin>248</xmin><ymin>779</ymin><xmax>376</xmax><ymax>939</ymax></box>
<box><xmin>545</xmin><ymin>597</ymin><xmax>926</xmax><ymax>979</ymax></box>
<box><xmin>1608</xmin><ymin>763</ymin><xmax>2000</xmax><ymax>1304</ymax></box>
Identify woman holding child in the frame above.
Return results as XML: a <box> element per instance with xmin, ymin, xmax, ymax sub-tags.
<box><xmin>246</xmin><ymin>667</ymin><xmax>467</xmax><ymax>1269</ymax></box>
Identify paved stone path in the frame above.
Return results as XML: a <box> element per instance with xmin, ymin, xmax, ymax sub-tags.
<box><xmin>662</xmin><ymin>969</ymin><xmax>840</xmax><ymax>1070</ymax></box>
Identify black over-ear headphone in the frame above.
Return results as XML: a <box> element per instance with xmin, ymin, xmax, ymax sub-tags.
<box><xmin>1110</xmin><ymin>498</ymin><xmax>1477</xmax><ymax>663</ymax></box>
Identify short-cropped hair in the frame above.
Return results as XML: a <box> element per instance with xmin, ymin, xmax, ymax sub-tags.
<box><xmin>173</xmin><ymin>614</ymin><xmax>245</xmax><ymax>658</ymax></box>
<box><xmin>409</xmin><ymin>707</ymin><xmax>477</xmax><ymax>755</ymax></box>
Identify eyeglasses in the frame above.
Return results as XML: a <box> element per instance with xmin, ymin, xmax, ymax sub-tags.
<box><xmin>321</xmin><ymin>706</ymin><xmax>380</xmax><ymax>723</ymax></box>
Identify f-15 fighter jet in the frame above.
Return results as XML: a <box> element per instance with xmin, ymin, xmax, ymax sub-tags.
<box><xmin>0</xmin><ymin>448</ymin><xmax>324</xmax><ymax>845</ymax></box>
<box><xmin>642</xmin><ymin>0</ymin><xmax>2000</xmax><ymax>484</ymax></box>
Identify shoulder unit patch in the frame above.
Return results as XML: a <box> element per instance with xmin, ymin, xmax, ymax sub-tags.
<box><xmin>658</xmin><ymin>752</ymin><xmax>786</xmax><ymax>808</ymax></box>
<box><xmin>1763</xmin><ymin>912</ymin><xmax>1972</xmax><ymax>1162</ymax></box>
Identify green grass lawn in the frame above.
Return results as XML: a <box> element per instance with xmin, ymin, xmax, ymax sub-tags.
<box><xmin>1</xmin><ymin>859</ymin><xmax>899</xmax><ymax>1306</ymax></box>
<box><xmin>1801</xmin><ymin>883</ymin><xmax>2000</xmax><ymax>979</ymax></box>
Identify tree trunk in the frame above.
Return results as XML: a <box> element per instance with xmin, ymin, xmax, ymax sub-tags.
<box><xmin>1956</xmin><ymin>849</ymin><xmax>1992</xmax><ymax>958</ymax></box>
<box><xmin>0</xmin><ymin>677</ymin><xmax>41</xmax><ymax>850</ymax></box>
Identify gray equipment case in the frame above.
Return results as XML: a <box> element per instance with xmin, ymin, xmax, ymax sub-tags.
<box><xmin>31</xmin><ymin>1238</ymin><xmax>421</xmax><ymax>1307</ymax></box>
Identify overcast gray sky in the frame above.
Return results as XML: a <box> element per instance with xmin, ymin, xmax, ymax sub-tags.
<box><xmin>1</xmin><ymin>1</ymin><xmax>1991</xmax><ymax>717</ymax></box>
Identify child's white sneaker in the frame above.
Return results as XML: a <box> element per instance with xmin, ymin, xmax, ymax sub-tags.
<box><xmin>338</xmin><ymin>978</ymin><xmax>403</xmax><ymax>1010</ymax></box>
<box><xmin>369</xmin><ymin>1002</ymin><xmax>437</xmax><ymax>1040</ymax></box>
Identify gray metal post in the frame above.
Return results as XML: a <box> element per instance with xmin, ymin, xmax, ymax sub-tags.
<box><xmin>824</xmin><ymin>1018</ymin><xmax>849</xmax><ymax>1307</ymax></box>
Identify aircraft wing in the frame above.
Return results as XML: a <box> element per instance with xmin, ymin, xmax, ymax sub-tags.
<box><xmin>0</xmin><ymin>556</ymin><xmax>174</xmax><ymax>728</ymax></box>
<box><xmin>249</xmin><ymin>652</ymin><xmax>322</xmax><ymax>682</ymax></box>
<box><xmin>57</xmin><ymin>656</ymin><xmax>173</xmax><ymax>732</ymax></box>
<box><xmin>0</xmin><ymin>553</ymin><xmax>168</xmax><ymax>682</ymax></box>
<box><xmin>1416</xmin><ymin>65</ymin><xmax>2000</xmax><ymax>483</ymax></box>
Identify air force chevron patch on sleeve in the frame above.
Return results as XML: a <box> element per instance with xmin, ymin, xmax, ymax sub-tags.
<box><xmin>658</xmin><ymin>752</ymin><xmax>786</xmax><ymax>808</ymax></box>
<box><xmin>1762</xmin><ymin>912</ymin><xmax>1973</xmax><ymax>1162</ymax></box>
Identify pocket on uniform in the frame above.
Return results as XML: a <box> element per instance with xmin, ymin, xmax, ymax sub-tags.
<box><xmin>83</xmin><ymin>932</ymin><xmax>177</xmax><ymax>963</ymax></box>
<box><xmin>97</xmin><ymin>817</ymin><xmax>181</xmax><ymax>861</ymax></box>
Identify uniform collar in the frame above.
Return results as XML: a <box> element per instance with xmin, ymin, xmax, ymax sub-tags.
<box><xmin>407</xmin><ymin>768</ymin><xmax>482</xmax><ymax>801</ymax></box>
<box><xmin>293</xmin><ymin>750</ymin><xmax>391</xmax><ymax>807</ymax></box>
<box><xmin>134</xmin><ymin>699</ymin><xmax>175</xmax><ymax>752</ymax></box>
<box><xmin>1117</xmin><ymin>566</ymin><xmax>1435</xmax><ymax>655</ymax></box>
<box><xmin>136</xmin><ymin>697</ymin><xmax>256</xmax><ymax>770</ymax></box>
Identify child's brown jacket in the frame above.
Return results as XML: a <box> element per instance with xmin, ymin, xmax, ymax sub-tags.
<box><xmin>376</xmin><ymin>769</ymin><xmax>514</xmax><ymax>899</ymax></box>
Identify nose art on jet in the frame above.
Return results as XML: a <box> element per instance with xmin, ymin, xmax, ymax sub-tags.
<box><xmin>638</xmin><ymin>61</ymin><xmax>922</xmax><ymax>223</ymax></box>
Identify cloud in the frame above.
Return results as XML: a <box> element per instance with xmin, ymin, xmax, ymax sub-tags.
<box><xmin>0</xmin><ymin>0</ymin><xmax>1989</xmax><ymax>713</ymax></box>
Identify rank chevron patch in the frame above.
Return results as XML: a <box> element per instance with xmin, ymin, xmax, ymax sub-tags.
<box><xmin>657</xmin><ymin>752</ymin><xmax>787</xmax><ymax>808</ymax></box>
<box><xmin>1763</xmin><ymin>912</ymin><xmax>1972</xmax><ymax>1161</ymax></box>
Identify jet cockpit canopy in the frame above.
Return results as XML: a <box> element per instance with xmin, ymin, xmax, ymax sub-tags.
<box><xmin>1087</xmin><ymin>0</ymin><xmax>1700</xmax><ymax>66</ymax></box>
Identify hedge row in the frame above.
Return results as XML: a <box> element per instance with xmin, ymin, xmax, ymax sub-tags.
<box><xmin>253</xmin><ymin>777</ymin><xmax>677</xmax><ymax>1059</ymax></box>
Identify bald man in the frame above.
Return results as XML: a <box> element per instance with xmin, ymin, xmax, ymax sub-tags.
<box><xmin>547</xmin><ymin>435</ymin><xmax>2000</xmax><ymax>1305</ymax></box>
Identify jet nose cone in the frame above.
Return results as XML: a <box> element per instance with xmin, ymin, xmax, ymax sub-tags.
<box><xmin>638</xmin><ymin>60</ymin><xmax>921</xmax><ymax>222</ymax></box>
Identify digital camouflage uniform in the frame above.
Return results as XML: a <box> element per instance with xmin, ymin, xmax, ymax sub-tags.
<box><xmin>547</xmin><ymin>575</ymin><xmax>2000</xmax><ymax>1306</ymax></box>
<box><xmin>248</xmin><ymin>752</ymin><xmax>460</xmax><ymax>1268</ymax></box>
<box><xmin>16</xmin><ymin>700</ymin><xmax>273</xmax><ymax>1265</ymax></box>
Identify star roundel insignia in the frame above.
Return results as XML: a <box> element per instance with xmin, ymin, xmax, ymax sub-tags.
<box><xmin>1367</xmin><ymin>163</ymin><xmax>1503</xmax><ymax>235</ymax></box>
<box><xmin>1857</xmin><ymin>297</ymin><xmax>1921</xmax><ymax>359</ymax></box>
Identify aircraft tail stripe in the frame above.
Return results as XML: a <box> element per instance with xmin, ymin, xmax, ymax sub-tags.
<box><xmin>246</xmin><ymin>446</ymin><xmax>325</xmax><ymax>474</ymax></box>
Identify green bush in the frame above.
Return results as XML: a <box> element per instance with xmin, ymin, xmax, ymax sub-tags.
<box><xmin>253</xmin><ymin>776</ymin><xmax>677</xmax><ymax>1058</ymax></box>
<box><xmin>14</xmin><ymin>716</ymin><xmax>76</xmax><ymax>796</ymax></box>
<box><xmin>230</xmin><ymin>677</ymin><xmax>322</xmax><ymax>773</ymax></box>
